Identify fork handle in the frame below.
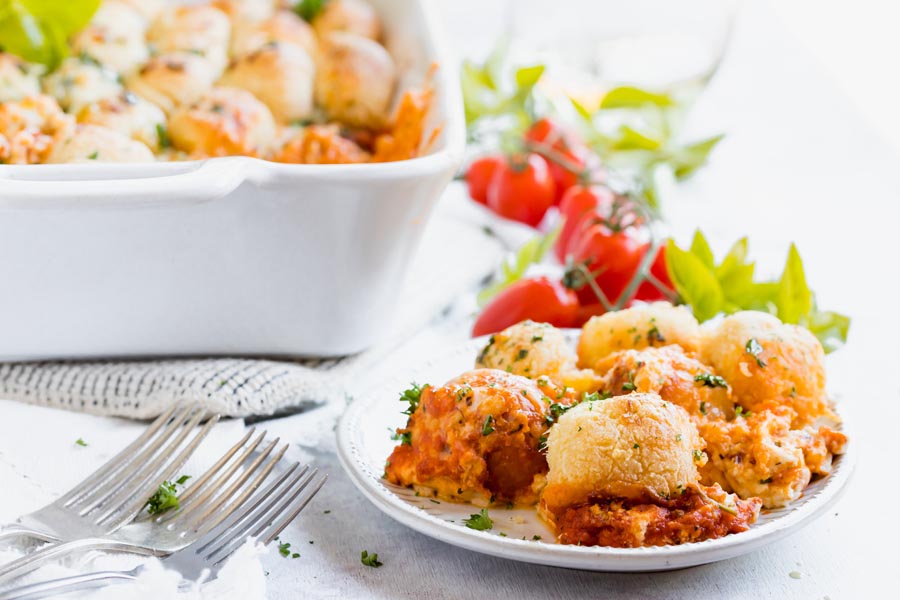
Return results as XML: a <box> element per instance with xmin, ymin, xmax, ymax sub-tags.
<box><xmin>0</xmin><ymin>526</ymin><xmax>57</xmax><ymax>548</ymax></box>
<box><xmin>0</xmin><ymin>539</ymin><xmax>156</xmax><ymax>585</ymax></box>
<box><xmin>0</xmin><ymin>569</ymin><xmax>139</xmax><ymax>600</ymax></box>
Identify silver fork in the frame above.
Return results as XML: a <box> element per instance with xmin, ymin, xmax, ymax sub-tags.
<box><xmin>0</xmin><ymin>463</ymin><xmax>326</xmax><ymax>600</ymax></box>
<box><xmin>0</xmin><ymin>404</ymin><xmax>219</xmax><ymax>546</ymax></box>
<box><xmin>0</xmin><ymin>428</ymin><xmax>290</xmax><ymax>584</ymax></box>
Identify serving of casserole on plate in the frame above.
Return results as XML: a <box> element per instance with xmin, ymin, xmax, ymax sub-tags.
<box><xmin>0</xmin><ymin>0</ymin><xmax>465</xmax><ymax>360</ymax></box>
<box><xmin>338</xmin><ymin>303</ymin><xmax>854</xmax><ymax>570</ymax></box>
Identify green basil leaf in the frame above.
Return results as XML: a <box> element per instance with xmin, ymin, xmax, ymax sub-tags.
<box><xmin>689</xmin><ymin>230</ymin><xmax>715</xmax><ymax>270</ymax></box>
<box><xmin>805</xmin><ymin>308</ymin><xmax>850</xmax><ymax>354</ymax></box>
<box><xmin>664</xmin><ymin>239</ymin><xmax>724</xmax><ymax>321</ymax></box>
<box><xmin>23</xmin><ymin>0</ymin><xmax>100</xmax><ymax>36</ymax></box>
<box><xmin>610</xmin><ymin>125</ymin><xmax>663</xmax><ymax>151</ymax></box>
<box><xmin>777</xmin><ymin>244</ymin><xmax>812</xmax><ymax>324</ymax></box>
<box><xmin>477</xmin><ymin>226</ymin><xmax>560</xmax><ymax>306</ymax></box>
<box><xmin>514</xmin><ymin>64</ymin><xmax>545</xmax><ymax>92</ymax></box>
<box><xmin>600</xmin><ymin>86</ymin><xmax>674</xmax><ymax>109</ymax></box>
<box><xmin>670</xmin><ymin>134</ymin><xmax>725</xmax><ymax>179</ymax></box>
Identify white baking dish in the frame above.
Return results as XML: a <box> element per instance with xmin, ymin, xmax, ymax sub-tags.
<box><xmin>0</xmin><ymin>0</ymin><xmax>464</xmax><ymax>360</ymax></box>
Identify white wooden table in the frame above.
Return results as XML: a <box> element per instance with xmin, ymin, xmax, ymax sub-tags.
<box><xmin>257</xmin><ymin>1</ymin><xmax>900</xmax><ymax>598</ymax></box>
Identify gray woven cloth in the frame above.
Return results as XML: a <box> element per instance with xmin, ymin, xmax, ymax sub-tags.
<box><xmin>0</xmin><ymin>357</ymin><xmax>342</xmax><ymax>419</ymax></box>
<box><xmin>0</xmin><ymin>194</ymin><xmax>519</xmax><ymax>419</ymax></box>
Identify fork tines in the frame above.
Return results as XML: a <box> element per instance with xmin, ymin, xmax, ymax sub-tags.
<box><xmin>195</xmin><ymin>463</ymin><xmax>326</xmax><ymax>565</ymax></box>
<box><xmin>60</xmin><ymin>404</ymin><xmax>219</xmax><ymax>530</ymax></box>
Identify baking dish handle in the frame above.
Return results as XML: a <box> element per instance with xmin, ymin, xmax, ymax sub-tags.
<box><xmin>0</xmin><ymin>159</ymin><xmax>247</xmax><ymax>208</ymax></box>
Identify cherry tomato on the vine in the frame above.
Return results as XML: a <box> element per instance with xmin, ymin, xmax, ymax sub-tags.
<box><xmin>472</xmin><ymin>276</ymin><xmax>579</xmax><ymax>337</ymax></box>
<box><xmin>565</xmin><ymin>225</ymin><xmax>644</xmax><ymax>307</ymax></box>
<box><xmin>525</xmin><ymin>118</ymin><xmax>591</xmax><ymax>205</ymax></box>
<box><xmin>555</xmin><ymin>185</ymin><xmax>616</xmax><ymax>263</ymax></box>
<box><xmin>633</xmin><ymin>243</ymin><xmax>676</xmax><ymax>302</ymax></box>
<box><xmin>465</xmin><ymin>155</ymin><xmax>503</xmax><ymax>205</ymax></box>
<box><xmin>486</xmin><ymin>153</ymin><xmax>556</xmax><ymax>227</ymax></box>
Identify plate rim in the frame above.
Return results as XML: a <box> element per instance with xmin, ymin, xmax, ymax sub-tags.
<box><xmin>337</xmin><ymin>332</ymin><xmax>856</xmax><ymax>571</ymax></box>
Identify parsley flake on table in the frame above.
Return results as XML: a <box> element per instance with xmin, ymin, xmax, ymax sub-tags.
<box><xmin>361</xmin><ymin>550</ymin><xmax>383</xmax><ymax>567</ymax></box>
<box><xmin>75</xmin><ymin>438</ymin><xmax>88</xmax><ymax>447</ymax></box>
<box><xmin>463</xmin><ymin>508</ymin><xmax>493</xmax><ymax>531</ymax></box>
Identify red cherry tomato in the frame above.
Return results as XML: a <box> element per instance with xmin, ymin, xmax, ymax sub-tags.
<box><xmin>525</xmin><ymin>118</ymin><xmax>591</xmax><ymax>204</ymax></box>
<box><xmin>472</xmin><ymin>276</ymin><xmax>579</xmax><ymax>337</ymax></box>
<box><xmin>486</xmin><ymin>154</ymin><xmax>556</xmax><ymax>227</ymax></box>
<box><xmin>465</xmin><ymin>155</ymin><xmax>503</xmax><ymax>205</ymax></box>
<box><xmin>633</xmin><ymin>243</ymin><xmax>676</xmax><ymax>302</ymax></box>
<box><xmin>554</xmin><ymin>185</ymin><xmax>616</xmax><ymax>263</ymax></box>
<box><xmin>567</xmin><ymin>226</ymin><xmax>644</xmax><ymax>306</ymax></box>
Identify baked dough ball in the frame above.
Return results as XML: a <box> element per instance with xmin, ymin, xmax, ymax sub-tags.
<box><xmin>542</xmin><ymin>393</ymin><xmax>706</xmax><ymax>513</ymax></box>
<box><xmin>699</xmin><ymin>405</ymin><xmax>846</xmax><ymax>508</ymax></box>
<box><xmin>598</xmin><ymin>345</ymin><xmax>733</xmax><ymax>421</ymax></box>
<box><xmin>0</xmin><ymin>53</ymin><xmax>41</xmax><ymax>102</ymax></box>
<box><xmin>212</xmin><ymin>0</ymin><xmax>275</xmax><ymax>24</ymax></box>
<box><xmin>219</xmin><ymin>42</ymin><xmax>315</xmax><ymax>123</ymax></box>
<box><xmin>315</xmin><ymin>32</ymin><xmax>396</xmax><ymax>129</ymax></box>
<box><xmin>42</xmin><ymin>57</ymin><xmax>123</xmax><ymax>113</ymax></box>
<box><xmin>126</xmin><ymin>52</ymin><xmax>218</xmax><ymax>114</ymax></box>
<box><xmin>0</xmin><ymin>95</ymin><xmax>74</xmax><ymax>164</ymax></box>
<box><xmin>47</xmin><ymin>124</ymin><xmax>154</xmax><ymax>163</ymax></box>
<box><xmin>312</xmin><ymin>0</ymin><xmax>382</xmax><ymax>40</ymax></box>
<box><xmin>147</xmin><ymin>5</ymin><xmax>231</xmax><ymax>76</ymax></box>
<box><xmin>231</xmin><ymin>10</ymin><xmax>318</xmax><ymax>58</ymax></box>
<box><xmin>71</xmin><ymin>1</ymin><xmax>150</xmax><ymax>75</ymax></box>
<box><xmin>476</xmin><ymin>321</ymin><xmax>602</xmax><ymax>394</ymax></box>
<box><xmin>385</xmin><ymin>369</ymin><xmax>573</xmax><ymax>505</ymax></box>
<box><xmin>168</xmin><ymin>87</ymin><xmax>277</xmax><ymax>157</ymax></box>
<box><xmin>77</xmin><ymin>92</ymin><xmax>167</xmax><ymax>151</ymax></box>
<box><xmin>700</xmin><ymin>311</ymin><xmax>831</xmax><ymax>424</ymax></box>
<box><xmin>578</xmin><ymin>302</ymin><xmax>702</xmax><ymax>370</ymax></box>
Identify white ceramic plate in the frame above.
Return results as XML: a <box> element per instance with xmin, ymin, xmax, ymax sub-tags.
<box><xmin>336</xmin><ymin>332</ymin><xmax>855</xmax><ymax>571</ymax></box>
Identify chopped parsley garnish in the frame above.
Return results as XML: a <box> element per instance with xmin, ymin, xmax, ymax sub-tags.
<box><xmin>399</xmin><ymin>382</ymin><xmax>428</xmax><ymax>415</ymax></box>
<box><xmin>156</xmin><ymin>123</ymin><xmax>171</xmax><ymax>149</ymax></box>
<box><xmin>622</xmin><ymin>371</ymin><xmax>637</xmax><ymax>392</ymax></box>
<box><xmin>647</xmin><ymin>326</ymin><xmax>665</xmax><ymax>344</ymax></box>
<box><xmin>745</xmin><ymin>338</ymin><xmax>767</xmax><ymax>368</ymax></box>
<box><xmin>398</xmin><ymin>431</ymin><xmax>411</xmax><ymax>446</ymax></box>
<box><xmin>693</xmin><ymin>449</ymin><xmax>704</xmax><ymax>461</ymax></box>
<box><xmin>699</xmin><ymin>401</ymin><xmax>707</xmax><ymax>415</ymax></box>
<box><xmin>531</xmin><ymin>335</ymin><xmax>543</xmax><ymax>342</ymax></box>
<box><xmin>294</xmin><ymin>0</ymin><xmax>328</xmax><ymax>21</ymax></box>
<box><xmin>633</xmin><ymin>443</ymin><xmax>640</xmax><ymax>449</ymax></box>
<box><xmin>87</xmin><ymin>151</ymin><xmax>98</xmax><ymax>160</ymax></box>
<box><xmin>538</xmin><ymin>435</ymin><xmax>548</xmax><ymax>452</ymax></box>
<box><xmin>463</xmin><ymin>509</ymin><xmax>493</xmax><ymax>531</ymax></box>
<box><xmin>360</xmin><ymin>550</ymin><xmax>383</xmax><ymax>567</ymax></box>
<box><xmin>675</xmin><ymin>434</ymin><xmax>683</xmax><ymax>442</ymax></box>
<box><xmin>146</xmin><ymin>481</ymin><xmax>179</xmax><ymax>515</ymax></box>
<box><xmin>532</xmin><ymin>535</ymin><xmax>542</xmax><ymax>541</ymax></box>
<box><xmin>694</xmin><ymin>373</ymin><xmax>727</xmax><ymax>388</ymax></box>
<box><xmin>759</xmin><ymin>477</ymin><xmax>773</xmax><ymax>484</ymax></box>
<box><xmin>734</xmin><ymin>405</ymin><xmax>750</xmax><ymax>419</ymax></box>
<box><xmin>481</xmin><ymin>415</ymin><xmax>495</xmax><ymax>436</ymax></box>
<box><xmin>455</xmin><ymin>385</ymin><xmax>473</xmax><ymax>402</ymax></box>
<box><xmin>582</xmin><ymin>390</ymin><xmax>612</xmax><ymax>402</ymax></box>
<box><xmin>278</xmin><ymin>541</ymin><xmax>298</xmax><ymax>557</ymax></box>
<box><xmin>175</xmin><ymin>475</ymin><xmax>191</xmax><ymax>485</ymax></box>
<box><xmin>514</xmin><ymin>348</ymin><xmax>529</xmax><ymax>361</ymax></box>
<box><xmin>75</xmin><ymin>438</ymin><xmax>88</xmax><ymax>447</ymax></box>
